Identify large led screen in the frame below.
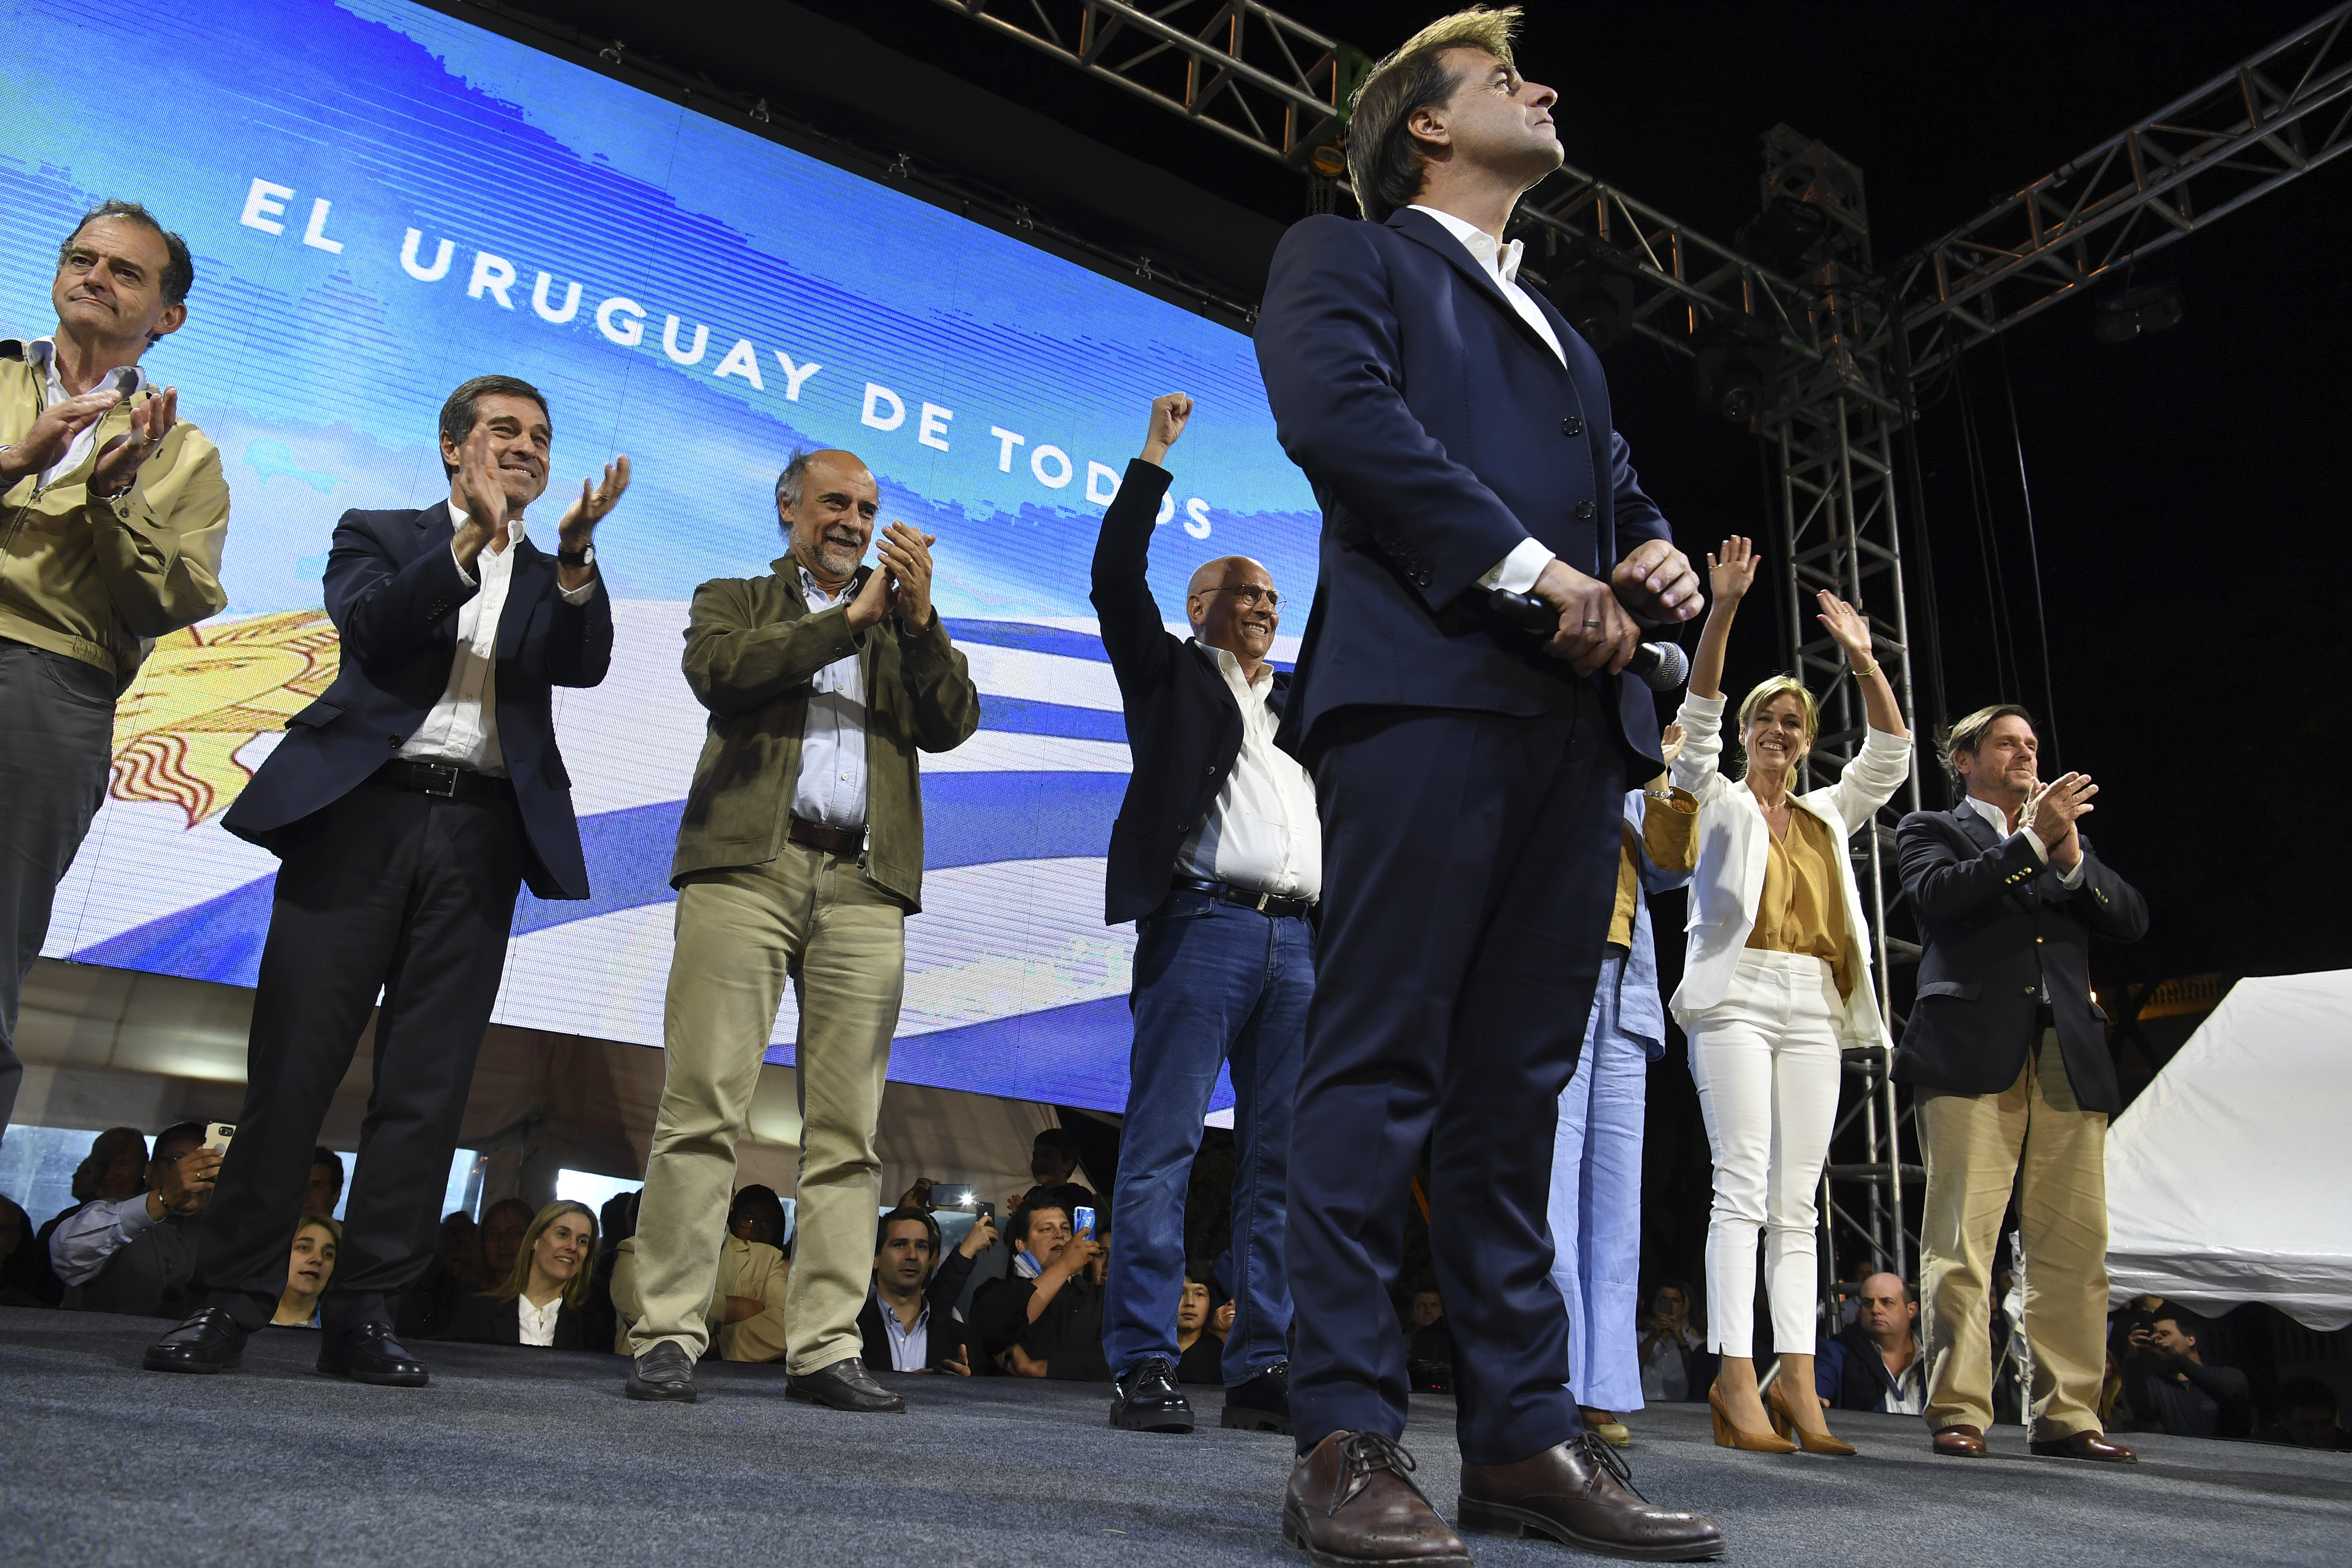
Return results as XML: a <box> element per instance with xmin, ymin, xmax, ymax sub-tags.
<box><xmin>2</xmin><ymin>0</ymin><xmax>1320</xmax><ymax>1112</ymax></box>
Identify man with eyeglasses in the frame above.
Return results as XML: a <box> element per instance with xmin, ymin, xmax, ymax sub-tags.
<box><xmin>1090</xmin><ymin>392</ymin><xmax>1316</xmax><ymax>1437</ymax></box>
<box><xmin>49</xmin><ymin>1121</ymin><xmax>220</xmax><ymax>1318</ymax></box>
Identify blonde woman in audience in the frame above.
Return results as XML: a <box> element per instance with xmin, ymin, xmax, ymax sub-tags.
<box><xmin>1672</xmin><ymin>535</ymin><xmax>1909</xmax><ymax>1456</ymax></box>
<box><xmin>270</xmin><ymin>1216</ymin><xmax>340</xmax><ymax>1328</ymax></box>
<box><xmin>442</xmin><ymin>1200</ymin><xmax>597</xmax><ymax>1350</ymax></box>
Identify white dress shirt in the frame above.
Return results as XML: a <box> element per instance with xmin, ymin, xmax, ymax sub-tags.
<box><xmin>399</xmin><ymin>507</ymin><xmax>596</xmax><ymax>777</ymax></box>
<box><xmin>1406</xmin><ymin>207</ymin><xmax>1563</xmax><ymax>596</ymax></box>
<box><xmin>1174</xmin><ymin>642</ymin><xmax>1322</xmax><ymax>901</ymax></box>
<box><xmin>517</xmin><ymin>1292</ymin><xmax>561</xmax><ymax>1346</ymax></box>
<box><xmin>1959</xmin><ymin>794</ymin><xmax>2086</xmax><ymax>888</ymax></box>
<box><xmin>24</xmin><ymin>336</ymin><xmax>148</xmax><ymax>486</ymax></box>
<box><xmin>789</xmin><ymin>565</ymin><xmax>870</xmax><ymax>831</ymax></box>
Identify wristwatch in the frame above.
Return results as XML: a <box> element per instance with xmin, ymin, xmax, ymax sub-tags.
<box><xmin>556</xmin><ymin>542</ymin><xmax>595</xmax><ymax>569</ymax></box>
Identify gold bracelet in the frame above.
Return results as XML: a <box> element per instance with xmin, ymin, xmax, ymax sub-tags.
<box><xmin>1852</xmin><ymin>660</ymin><xmax>1880</xmax><ymax>678</ymax></box>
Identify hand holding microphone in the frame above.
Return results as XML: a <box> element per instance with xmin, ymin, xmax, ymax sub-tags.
<box><xmin>1487</xmin><ymin>585</ymin><xmax>1691</xmax><ymax>691</ymax></box>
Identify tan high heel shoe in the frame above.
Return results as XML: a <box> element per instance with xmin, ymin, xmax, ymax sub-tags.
<box><xmin>1767</xmin><ymin>1377</ymin><xmax>1859</xmax><ymax>1456</ymax></box>
<box><xmin>1709</xmin><ymin>1381</ymin><xmax>1797</xmax><ymax>1453</ymax></box>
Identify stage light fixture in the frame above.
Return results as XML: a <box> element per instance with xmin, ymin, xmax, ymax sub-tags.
<box><xmin>1690</xmin><ymin>316</ymin><xmax>1782</xmax><ymax>424</ymax></box>
<box><xmin>2093</xmin><ymin>280</ymin><xmax>2183</xmax><ymax>343</ymax></box>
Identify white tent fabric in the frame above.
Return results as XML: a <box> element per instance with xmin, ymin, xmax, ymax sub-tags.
<box><xmin>2105</xmin><ymin>969</ymin><xmax>2352</xmax><ymax>1331</ymax></box>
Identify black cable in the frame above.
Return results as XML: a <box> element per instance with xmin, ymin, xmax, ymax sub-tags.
<box><xmin>1954</xmin><ymin>359</ymin><xmax>2023</xmax><ymax>703</ymax></box>
<box><xmin>1998</xmin><ymin>338</ymin><xmax>2062</xmax><ymax>765</ymax></box>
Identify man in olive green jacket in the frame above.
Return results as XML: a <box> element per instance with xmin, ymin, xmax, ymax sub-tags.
<box><xmin>625</xmin><ymin>446</ymin><xmax>977</xmax><ymax>1411</ymax></box>
<box><xmin>0</xmin><ymin>201</ymin><xmax>229</xmax><ymax>1143</ymax></box>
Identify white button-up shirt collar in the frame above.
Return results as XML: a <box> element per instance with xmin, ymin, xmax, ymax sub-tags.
<box><xmin>1173</xmin><ymin>641</ymin><xmax>1321</xmax><ymax>901</ymax></box>
<box><xmin>24</xmin><ymin>336</ymin><xmax>148</xmax><ymax>486</ymax></box>
<box><xmin>517</xmin><ymin>1292</ymin><xmax>562</xmax><ymax>1347</ymax></box>
<box><xmin>1407</xmin><ymin>205</ymin><xmax>1567</xmax><ymax>368</ymax></box>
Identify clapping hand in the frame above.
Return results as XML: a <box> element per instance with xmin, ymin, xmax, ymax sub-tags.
<box><xmin>0</xmin><ymin>387</ymin><xmax>125</xmax><ymax>487</ymax></box>
<box><xmin>89</xmin><ymin>388</ymin><xmax>178</xmax><ymax>499</ymax></box>
<box><xmin>554</xmin><ymin>455</ymin><xmax>630</xmax><ymax>585</ymax></box>
<box><xmin>451</xmin><ymin>429</ymin><xmax>512</xmax><ymax>568</ymax></box>
<box><xmin>2028</xmin><ymin>772</ymin><xmax>2096</xmax><ymax>868</ymax></box>
<box><xmin>875</xmin><ymin>522</ymin><xmax>936</xmax><ymax>631</ymax></box>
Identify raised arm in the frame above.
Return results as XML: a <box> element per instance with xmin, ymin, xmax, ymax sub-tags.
<box><xmin>1089</xmin><ymin>394</ymin><xmax>1190</xmax><ymax>691</ymax></box>
<box><xmin>1688</xmin><ymin>536</ymin><xmax>1754</xmax><ymax>702</ymax></box>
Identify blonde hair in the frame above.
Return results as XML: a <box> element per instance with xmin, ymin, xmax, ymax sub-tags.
<box><xmin>1347</xmin><ymin>7</ymin><xmax>1524</xmax><ymax>223</ymax></box>
<box><xmin>1735</xmin><ymin>675</ymin><xmax>1819</xmax><ymax>778</ymax></box>
<box><xmin>488</xmin><ymin>1199</ymin><xmax>599</xmax><ymax>1310</ymax></box>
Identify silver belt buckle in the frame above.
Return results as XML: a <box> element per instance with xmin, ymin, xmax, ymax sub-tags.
<box><xmin>420</xmin><ymin>762</ymin><xmax>460</xmax><ymax>797</ymax></box>
<box><xmin>1254</xmin><ymin>890</ymin><xmax>1273</xmax><ymax>913</ymax></box>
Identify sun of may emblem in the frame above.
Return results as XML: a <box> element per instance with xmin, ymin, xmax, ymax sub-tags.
<box><xmin>109</xmin><ymin>610</ymin><xmax>343</xmax><ymax>827</ymax></box>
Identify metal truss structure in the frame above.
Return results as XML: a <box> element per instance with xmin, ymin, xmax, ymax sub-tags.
<box><xmin>930</xmin><ymin>0</ymin><xmax>1369</xmax><ymax>168</ymax></box>
<box><xmin>1886</xmin><ymin>3</ymin><xmax>2352</xmax><ymax>381</ymax></box>
<box><xmin>932</xmin><ymin>0</ymin><xmax>2352</xmax><ymax>1300</ymax></box>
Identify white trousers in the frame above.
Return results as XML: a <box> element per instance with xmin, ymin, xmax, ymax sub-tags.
<box><xmin>1687</xmin><ymin>950</ymin><xmax>1844</xmax><ymax>1356</ymax></box>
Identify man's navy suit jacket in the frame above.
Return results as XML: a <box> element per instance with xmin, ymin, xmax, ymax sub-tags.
<box><xmin>1253</xmin><ymin>207</ymin><xmax>1670</xmax><ymax>768</ymax></box>
<box><xmin>1892</xmin><ymin>804</ymin><xmax>2148</xmax><ymax>1114</ymax></box>
<box><xmin>222</xmin><ymin>501</ymin><xmax>613</xmax><ymax>900</ymax></box>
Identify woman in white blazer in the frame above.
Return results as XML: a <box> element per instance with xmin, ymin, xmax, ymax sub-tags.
<box><xmin>1671</xmin><ymin>537</ymin><xmax>1910</xmax><ymax>1456</ymax></box>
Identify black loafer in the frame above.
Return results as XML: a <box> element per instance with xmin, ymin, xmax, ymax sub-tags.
<box><xmin>143</xmin><ymin>1307</ymin><xmax>248</xmax><ymax>1374</ymax></box>
<box><xmin>625</xmin><ymin>1340</ymin><xmax>699</xmax><ymax>1403</ymax></box>
<box><xmin>786</xmin><ymin>1355</ymin><xmax>905</xmax><ymax>1413</ymax></box>
<box><xmin>317</xmin><ymin>1321</ymin><xmax>428</xmax><ymax>1387</ymax></box>
<box><xmin>1111</xmin><ymin>1356</ymin><xmax>1195</xmax><ymax>1433</ymax></box>
<box><xmin>1222</xmin><ymin>1362</ymin><xmax>1292</xmax><ymax>1433</ymax></box>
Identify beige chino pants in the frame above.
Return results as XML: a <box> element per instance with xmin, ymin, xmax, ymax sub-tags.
<box><xmin>1916</xmin><ymin>1029</ymin><xmax>2109</xmax><ymax>1440</ymax></box>
<box><xmin>627</xmin><ymin>842</ymin><xmax>904</xmax><ymax>1375</ymax></box>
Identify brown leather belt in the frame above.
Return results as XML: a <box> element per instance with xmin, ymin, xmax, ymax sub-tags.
<box><xmin>788</xmin><ymin>815</ymin><xmax>865</xmax><ymax>857</ymax></box>
<box><xmin>370</xmin><ymin>759</ymin><xmax>512</xmax><ymax>801</ymax></box>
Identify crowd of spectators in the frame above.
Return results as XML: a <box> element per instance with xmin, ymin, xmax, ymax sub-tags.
<box><xmin>12</xmin><ymin>1124</ymin><xmax>2349</xmax><ymax>1449</ymax></box>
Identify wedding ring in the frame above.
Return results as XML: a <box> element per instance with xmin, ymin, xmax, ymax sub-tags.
<box><xmin>1582</xmin><ymin>618</ymin><xmax>1603</xmax><ymax>628</ymax></box>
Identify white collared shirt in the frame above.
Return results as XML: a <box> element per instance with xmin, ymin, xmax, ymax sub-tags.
<box><xmin>1174</xmin><ymin>642</ymin><xmax>1322</xmax><ymax>901</ymax></box>
<box><xmin>517</xmin><ymin>1293</ymin><xmax>561</xmax><ymax>1347</ymax></box>
<box><xmin>1960</xmin><ymin>793</ymin><xmax>2086</xmax><ymax>889</ymax></box>
<box><xmin>1406</xmin><ymin>207</ymin><xmax>1563</xmax><ymax>595</ymax></box>
<box><xmin>790</xmin><ymin>565</ymin><xmax>870</xmax><ymax>831</ymax></box>
<box><xmin>399</xmin><ymin>507</ymin><xmax>596</xmax><ymax>777</ymax></box>
<box><xmin>24</xmin><ymin>336</ymin><xmax>147</xmax><ymax>486</ymax></box>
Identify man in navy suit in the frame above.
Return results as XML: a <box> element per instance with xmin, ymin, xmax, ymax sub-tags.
<box><xmin>1255</xmin><ymin>10</ymin><xmax>1721</xmax><ymax>1563</ymax></box>
<box><xmin>1895</xmin><ymin>704</ymin><xmax>2146</xmax><ymax>1463</ymax></box>
<box><xmin>142</xmin><ymin>376</ymin><xmax>627</xmax><ymax>1385</ymax></box>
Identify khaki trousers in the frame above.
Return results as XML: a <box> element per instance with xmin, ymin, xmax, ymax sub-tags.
<box><xmin>1916</xmin><ymin>1029</ymin><xmax>2109</xmax><ymax>1439</ymax></box>
<box><xmin>627</xmin><ymin>842</ymin><xmax>904</xmax><ymax>1374</ymax></box>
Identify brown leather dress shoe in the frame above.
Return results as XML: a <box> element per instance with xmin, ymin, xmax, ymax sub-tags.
<box><xmin>1282</xmin><ymin>1431</ymin><xmax>1469</xmax><ymax>1567</ymax></box>
<box><xmin>1932</xmin><ymin>1424</ymin><xmax>1987</xmax><ymax>1457</ymax></box>
<box><xmin>1459</xmin><ymin>1432</ymin><xmax>1727</xmax><ymax>1561</ymax></box>
<box><xmin>2030</xmin><ymin>1429</ymin><xmax>2137</xmax><ymax>1463</ymax></box>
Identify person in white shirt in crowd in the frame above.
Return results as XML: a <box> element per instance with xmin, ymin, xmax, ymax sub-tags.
<box><xmin>858</xmin><ymin>1204</ymin><xmax>992</xmax><ymax>1374</ymax></box>
<box><xmin>441</xmin><ymin>1200</ymin><xmax>598</xmax><ymax>1350</ymax></box>
<box><xmin>1090</xmin><ymin>393</ymin><xmax>1316</xmax><ymax>1437</ymax></box>
<box><xmin>1638</xmin><ymin>1282</ymin><xmax>1702</xmax><ymax>1404</ymax></box>
<box><xmin>51</xmin><ymin>1120</ymin><xmax>221</xmax><ymax>1318</ymax></box>
<box><xmin>272</xmin><ymin>1217</ymin><xmax>340</xmax><ymax>1330</ymax></box>
<box><xmin>142</xmin><ymin>375</ymin><xmax>627</xmax><ymax>1388</ymax></box>
<box><xmin>1814</xmin><ymin>1272</ymin><xmax>1925</xmax><ymax>1416</ymax></box>
<box><xmin>1671</xmin><ymin>534</ymin><xmax>1910</xmax><ymax>1456</ymax></box>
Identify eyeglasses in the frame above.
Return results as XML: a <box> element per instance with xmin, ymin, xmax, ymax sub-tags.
<box><xmin>1214</xmin><ymin>585</ymin><xmax>1280</xmax><ymax>610</ymax></box>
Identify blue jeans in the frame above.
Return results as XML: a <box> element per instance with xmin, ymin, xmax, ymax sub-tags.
<box><xmin>1548</xmin><ymin>951</ymin><xmax>1650</xmax><ymax>1413</ymax></box>
<box><xmin>1103</xmin><ymin>888</ymin><xmax>1312</xmax><ymax>1385</ymax></box>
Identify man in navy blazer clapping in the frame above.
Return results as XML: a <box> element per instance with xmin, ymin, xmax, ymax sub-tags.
<box><xmin>142</xmin><ymin>376</ymin><xmax>626</xmax><ymax>1388</ymax></box>
<box><xmin>1254</xmin><ymin>8</ymin><xmax>1721</xmax><ymax>1563</ymax></box>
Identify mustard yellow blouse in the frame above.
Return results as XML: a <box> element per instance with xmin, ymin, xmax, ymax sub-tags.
<box><xmin>1745</xmin><ymin>806</ymin><xmax>1855</xmax><ymax>1000</ymax></box>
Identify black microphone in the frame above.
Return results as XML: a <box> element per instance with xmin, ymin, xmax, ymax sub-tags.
<box><xmin>1486</xmin><ymin>589</ymin><xmax>1690</xmax><ymax>692</ymax></box>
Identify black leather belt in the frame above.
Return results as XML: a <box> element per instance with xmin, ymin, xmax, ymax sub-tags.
<box><xmin>1171</xmin><ymin>876</ymin><xmax>1314</xmax><ymax>920</ymax></box>
<box><xmin>370</xmin><ymin>760</ymin><xmax>512</xmax><ymax>800</ymax></box>
<box><xmin>789</xmin><ymin>815</ymin><xmax>865</xmax><ymax>857</ymax></box>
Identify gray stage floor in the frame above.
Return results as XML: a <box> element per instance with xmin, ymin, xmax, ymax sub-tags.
<box><xmin>4</xmin><ymin>1306</ymin><xmax>2345</xmax><ymax>1567</ymax></box>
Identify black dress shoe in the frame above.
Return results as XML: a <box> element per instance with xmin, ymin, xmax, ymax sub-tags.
<box><xmin>317</xmin><ymin>1322</ymin><xmax>428</xmax><ymax>1387</ymax></box>
<box><xmin>786</xmin><ymin>1355</ymin><xmax>904</xmax><ymax>1413</ymax></box>
<box><xmin>1223</xmin><ymin>1362</ymin><xmax>1292</xmax><ymax>1433</ymax></box>
<box><xmin>1111</xmin><ymin>1356</ymin><xmax>1195</xmax><ymax>1433</ymax></box>
<box><xmin>143</xmin><ymin>1307</ymin><xmax>248</xmax><ymax>1374</ymax></box>
<box><xmin>1459</xmin><ymin>1432</ymin><xmax>1726</xmax><ymax>1561</ymax></box>
<box><xmin>625</xmin><ymin>1340</ymin><xmax>699</xmax><ymax>1402</ymax></box>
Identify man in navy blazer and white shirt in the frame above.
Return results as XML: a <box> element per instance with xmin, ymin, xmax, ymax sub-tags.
<box><xmin>1895</xmin><ymin>704</ymin><xmax>2147</xmax><ymax>1464</ymax></box>
<box><xmin>1254</xmin><ymin>10</ymin><xmax>1720</xmax><ymax>1563</ymax></box>
<box><xmin>142</xmin><ymin>375</ymin><xmax>626</xmax><ymax>1386</ymax></box>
